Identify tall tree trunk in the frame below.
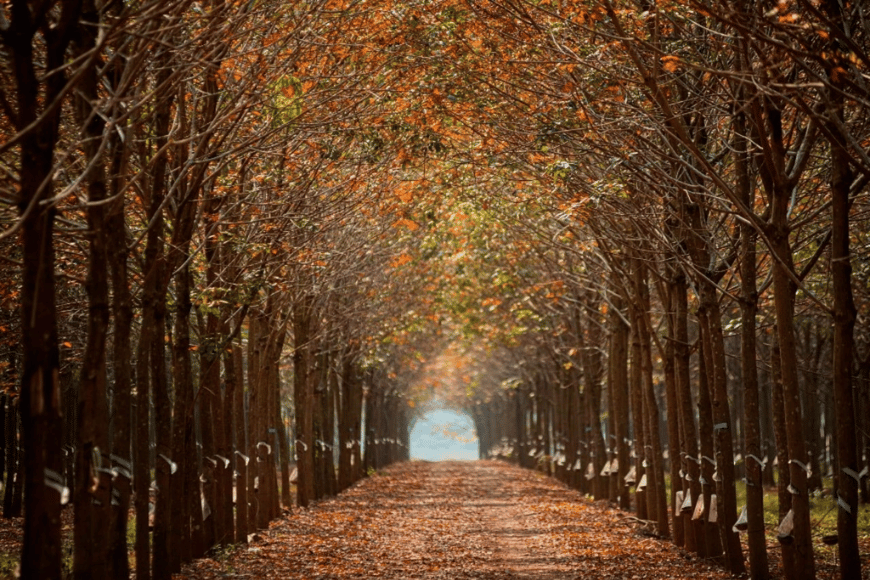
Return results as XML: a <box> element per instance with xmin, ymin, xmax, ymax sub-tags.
<box><xmin>323</xmin><ymin>358</ymin><xmax>338</xmax><ymax>496</ymax></box>
<box><xmin>673</xmin><ymin>273</ymin><xmax>702</xmax><ymax>555</ymax></box>
<box><xmin>72</xmin><ymin>3</ymin><xmax>113</xmax><ymax>573</ymax></box>
<box><xmin>757</xmin><ymin>340</ymin><xmax>777</xmax><ymax>488</ymax></box>
<box><xmin>268</xmin><ymin>323</ymin><xmax>285</xmax><ymax>519</ymax></box>
<box><xmin>565</xmin><ymin>376</ymin><xmax>580</xmax><ymax>492</ymax></box>
<box><xmin>313</xmin><ymin>352</ymin><xmax>327</xmax><ymax>499</ymax></box>
<box><xmin>167</xmin><ymin>136</ymin><xmax>206</xmax><ymax>562</ymax></box>
<box><xmin>0</xmin><ymin>396</ymin><xmax>5</xmax><ymax>510</ymax></box>
<box><xmin>19</xmin><ymin>196</ymin><xmax>65</xmax><ymax>580</ymax></box>
<box><xmin>734</xmin><ymin>98</ymin><xmax>769</xmax><ymax>579</ymax></box>
<box><xmin>363</xmin><ymin>382</ymin><xmax>375</xmax><ymax>474</ymax></box>
<box><xmin>635</xmin><ymin>262</ymin><xmax>667</xmax><ymax>537</ymax></box>
<box><xmin>2</xmin><ymin>399</ymin><xmax>18</xmax><ymax>518</ymax></box>
<box><xmin>799</xmin><ymin>322</ymin><xmax>825</xmax><ymax>492</ymax></box>
<box><xmin>858</xmin><ymin>361</ymin><xmax>870</xmax><ymax>505</ymax></box>
<box><xmin>293</xmin><ymin>298</ymin><xmax>316</xmax><ymax>506</ymax></box>
<box><xmin>696</xmin><ymin>317</ymin><xmax>722</xmax><ymax>559</ymax></box>
<box><xmin>609</xmin><ymin>290</ymin><xmax>631</xmax><ymax>511</ymax></box>
<box><xmin>660</xmin><ymin>279</ymin><xmax>683</xmax><ymax>546</ymax></box>
<box><xmin>200</xmin><ymin>340</ymin><xmax>221</xmax><ymax>551</ymax></box>
<box><xmin>577</xmin><ymin>299</ymin><xmax>605</xmax><ymax>499</ymax></box>
<box><xmin>138</xmin><ymin>56</ymin><xmax>177</xmax><ymax>580</ymax></box>
<box><xmin>253</xmin><ymin>308</ymin><xmax>277</xmax><ymax>529</ymax></box>
<box><xmin>133</xmin><ymin>226</ymin><xmax>155</xmax><ymax>580</ymax></box>
<box><xmin>169</xmin><ymin>255</ymin><xmax>199</xmax><ymax>565</ymax></box>
<box><xmin>278</xmin><ymin>399</ymin><xmax>293</xmax><ymax>509</ymax></box>
<box><xmin>629</xmin><ymin>306</ymin><xmax>647</xmax><ymax>520</ymax></box>
<box><xmin>218</xmin><ymin>315</ymin><xmax>237</xmax><ymax>546</ymax></box>
<box><xmin>824</xmin><ymin>33</ymin><xmax>860</xmax><ymax>573</ymax></box>
<box><xmin>770</xmin><ymin>330</ymin><xmax>797</xmax><ymax>580</ymax></box>
<box><xmin>7</xmin><ymin>0</ymin><xmax>79</xmax><ymax>574</ymax></box>
<box><xmin>338</xmin><ymin>357</ymin><xmax>356</xmax><ymax>492</ymax></box>
<box><xmin>699</xmin><ymin>284</ymin><xmax>745</xmax><ymax>574</ymax></box>
<box><xmin>201</xmin><ymin>202</ymin><xmax>224</xmax><ymax>546</ymax></box>
<box><xmin>738</xmin><ymin>220</ymin><xmax>768</xmax><ymax>577</ymax></box>
<box><xmin>152</xmin><ymin>275</ymin><xmax>173</xmax><ymax>579</ymax></box>
<box><xmin>350</xmin><ymin>371</ymin><xmax>364</xmax><ymax>483</ymax></box>
<box><xmin>133</xmin><ymin>53</ymin><xmax>175</xmax><ymax>578</ymax></box>
<box><xmin>770</xmin><ymin>216</ymin><xmax>815</xmax><ymax>580</ymax></box>
<box><xmin>105</xmin><ymin>88</ymin><xmax>134</xmax><ymax>580</ymax></box>
<box><xmin>233</xmin><ymin>341</ymin><xmax>249</xmax><ymax>543</ymax></box>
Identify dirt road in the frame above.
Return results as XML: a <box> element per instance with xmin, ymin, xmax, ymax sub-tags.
<box><xmin>181</xmin><ymin>460</ymin><xmax>731</xmax><ymax>579</ymax></box>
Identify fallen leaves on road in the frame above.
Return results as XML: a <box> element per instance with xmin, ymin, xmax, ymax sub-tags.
<box><xmin>179</xmin><ymin>461</ymin><xmax>735</xmax><ymax>579</ymax></box>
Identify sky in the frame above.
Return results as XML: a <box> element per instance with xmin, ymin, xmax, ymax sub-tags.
<box><xmin>409</xmin><ymin>408</ymin><xmax>479</xmax><ymax>461</ymax></box>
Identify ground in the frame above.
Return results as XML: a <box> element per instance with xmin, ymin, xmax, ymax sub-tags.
<box><xmin>0</xmin><ymin>460</ymin><xmax>865</xmax><ymax>578</ymax></box>
<box><xmin>181</xmin><ymin>461</ymin><xmax>735</xmax><ymax>579</ymax></box>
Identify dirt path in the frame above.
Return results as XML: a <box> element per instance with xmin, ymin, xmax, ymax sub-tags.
<box><xmin>181</xmin><ymin>461</ymin><xmax>731</xmax><ymax>579</ymax></box>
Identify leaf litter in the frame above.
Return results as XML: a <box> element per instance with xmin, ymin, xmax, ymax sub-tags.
<box><xmin>178</xmin><ymin>460</ymin><xmax>737</xmax><ymax>579</ymax></box>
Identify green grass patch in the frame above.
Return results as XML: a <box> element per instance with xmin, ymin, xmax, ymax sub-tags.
<box><xmin>733</xmin><ymin>478</ymin><xmax>870</xmax><ymax>538</ymax></box>
<box><xmin>662</xmin><ymin>472</ymin><xmax>870</xmax><ymax>540</ymax></box>
<box><xmin>0</xmin><ymin>551</ymin><xmax>18</xmax><ymax>579</ymax></box>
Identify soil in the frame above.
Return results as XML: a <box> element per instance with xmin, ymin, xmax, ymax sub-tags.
<box><xmin>181</xmin><ymin>460</ymin><xmax>733</xmax><ymax>579</ymax></box>
<box><xmin>3</xmin><ymin>460</ymin><xmax>862</xmax><ymax>578</ymax></box>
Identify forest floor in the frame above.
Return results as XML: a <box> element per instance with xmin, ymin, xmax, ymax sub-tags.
<box><xmin>180</xmin><ymin>460</ymin><xmax>743</xmax><ymax>579</ymax></box>
<box><xmin>0</xmin><ymin>460</ymin><xmax>865</xmax><ymax>578</ymax></box>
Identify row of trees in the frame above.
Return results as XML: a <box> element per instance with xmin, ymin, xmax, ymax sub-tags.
<box><xmin>0</xmin><ymin>0</ymin><xmax>437</xmax><ymax>577</ymax></box>
<box><xmin>2</xmin><ymin>0</ymin><xmax>868</xmax><ymax>579</ymax></box>
<box><xmin>433</xmin><ymin>2</ymin><xmax>869</xmax><ymax>580</ymax></box>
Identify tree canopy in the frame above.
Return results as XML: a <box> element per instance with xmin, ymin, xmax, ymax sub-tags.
<box><xmin>1</xmin><ymin>0</ymin><xmax>869</xmax><ymax>578</ymax></box>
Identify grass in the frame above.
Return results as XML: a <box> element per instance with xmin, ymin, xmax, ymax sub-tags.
<box><xmin>0</xmin><ymin>552</ymin><xmax>17</xmax><ymax>578</ymax></box>
<box><xmin>659</xmin><ymin>471</ymin><xmax>869</xmax><ymax>539</ymax></box>
<box><xmin>732</xmin><ymin>477</ymin><xmax>870</xmax><ymax>539</ymax></box>
<box><xmin>661</xmin><ymin>472</ymin><xmax>870</xmax><ymax>536</ymax></box>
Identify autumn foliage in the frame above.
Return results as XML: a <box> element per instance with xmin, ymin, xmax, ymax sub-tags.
<box><xmin>0</xmin><ymin>0</ymin><xmax>869</xmax><ymax>578</ymax></box>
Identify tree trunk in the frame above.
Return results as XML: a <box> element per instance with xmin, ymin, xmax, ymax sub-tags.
<box><xmin>2</xmin><ymin>399</ymin><xmax>18</xmax><ymax>518</ymax></box>
<box><xmin>233</xmin><ymin>341</ymin><xmax>249</xmax><ymax>543</ymax></box>
<box><xmin>105</xmin><ymin>94</ymin><xmax>134</xmax><ymax>580</ymax></box>
<box><xmin>313</xmin><ymin>352</ymin><xmax>327</xmax><ymax>498</ymax></box>
<box><xmin>0</xmin><ymin>396</ymin><xmax>5</xmax><ymax>509</ymax></box>
<box><xmin>7</xmin><ymin>0</ymin><xmax>78</xmax><ymax>574</ymax></box>
<box><xmin>278</xmin><ymin>400</ymin><xmax>293</xmax><ymax>509</ymax></box>
<box><xmin>660</xmin><ymin>280</ymin><xmax>683</xmax><ymax>546</ymax></box>
<box><xmin>673</xmin><ymin>273</ymin><xmax>702</xmax><ymax>555</ymax></box>
<box><xmin>738</xmin><ymin>216</ymin><xmax>768</xmax><ymax>578</ymax></box>
<box><xmin>200</xmin><ymin>203</ymin><xmax>224</xmax><ymax>546</ymax></box>
<box><xmin>770</xmin><ymin>330</ymin><xmax>797</xmax><ymax>580</ymax></box>
<box><xmin>636</xmin><ymin>263</ymin><xmax>668</xmax><ymax>538</ymax></box>
<box><xmin>323</xmin><ymin>358</ymin><xmax>338</xmax><ymax>496</ymax></box>
<box><xmin>152</xmin><ymin>278</ymin><xmax>174</xmax><ymax>578</ymax></box>
<box><xmin>170</xmin><ymin>257</ymin><xmax>200</xmax><ymax>565</ymax></box>
<box><xmin>734</xmin><ymin>97</ymin><xmax>769</xmax><ymax>579</ymax></box>
<box><xmin>200</xmin><ymin>343</ymin><xmax>221</xmax><ymax>551</ymax></box>
<box><xmin>72</xmin><ymin>3</ymin><xmax>113</xmax><ymax>572</ymax></box>
<box><xmin>859</xmin><ymin>360</ymin><xmax>870</xmax><ymax>505</ymax></box>
<box><xmin>580</xmin><ymin>296</ymin><xmax>607</xmax><ymax>501</ymax></box>
<box><xmin>219</xmin><ymin>316</ymin><xmax>237</xmax><ymax>546</ymax></box>
<box><xmin>268</xmin><ymin>325</ymin><xmax>285</xmax><ymax>518</ymax></box>
<box><xmin>826</xmin><ymin>54</ymin><xmax>861</xmax><ymax>577</ymax></box>
<box><xmin>696</xmin><ymin>317</ymin><xmax>722</xmax><ymax>559</ymax></box>
<box><xmin>757</xmin><ymin>341</ymin><xmax>777</xmax><ymax>489</ymax></box>
<box><xmin>770</xmin><ymin>220</ymin><xmax>815</xmax><ymax>580</ymax></box>
<box><xmin>629</xmin><ymin>307</ymin><xmax>647</xmax><ymax>520</ymax></box>
<box><xmin>798</xmin><ymin>322</ymin><xmax>825</xmax><ymax>493</ymax></box>
<box><xmin>293</xmin><ymin>298</ymin><xmax>316</xmax><ymax>506</ymax></box>
<box><xmin>609</xmin><ymin>291</ymin><xmax>631</xmax><ymax>511</ymax></box>
<box><xmin>699</xmin><ymin>284</ymin><xmax>745</xmax><ymax>574</ymax></box>
<box><xmin>338</xmin><ymin>358</ymin><xmax>355</xmax><ymax>491</ymax></box>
